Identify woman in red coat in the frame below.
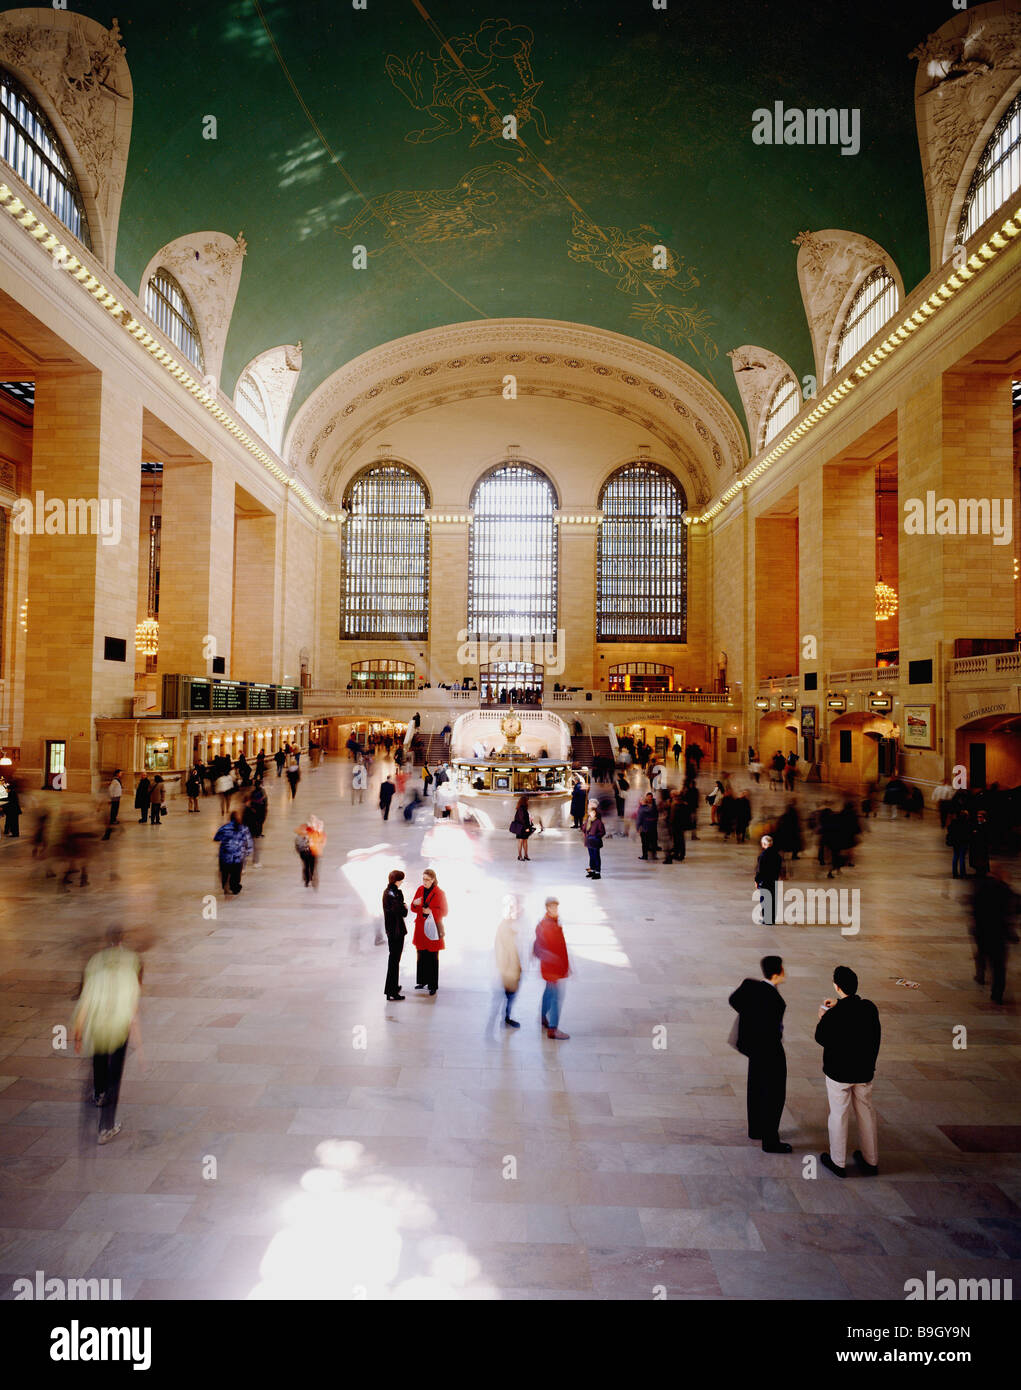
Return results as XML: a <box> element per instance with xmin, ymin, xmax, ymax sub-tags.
<box><xmin>411</xmin><ymin>868</ymin><xmax>447</xmax><ymax>995</ymax></box>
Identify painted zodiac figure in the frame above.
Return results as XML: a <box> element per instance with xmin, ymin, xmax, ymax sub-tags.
<box><xmin>385</xmin><ymin>18</ymin><xmax>552</xmax><ymax>146</ymax></box>
<box><xmin>336</xmin><ymin>162</ymin><xmax>547</xmax><ymax>254</ymax></box>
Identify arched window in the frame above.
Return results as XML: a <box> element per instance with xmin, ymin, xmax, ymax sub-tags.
<box><xmin>145</xmin><ymin>268</ymin><xmax>204</xmax><ymax>371</ymax></box>
<box><xmin>598</xmin><ymin>463</ymin><xmax>687</xmax><ymax>642</ymax></box>
<box><xmin>759</xmin><ymin>375</ymin><xmax>801</xmax><ymax>451</ymax></box>
<box><xmin>341</xmin><ymin>463</ymin><xmax>429</xmax><ymax>640</ymax></box>
<box><xmin>0</xmin><ymin>68</ymin><xmax>90</xmax><ymax>247</ymax></box>
<box><xmin>835</xmin><ymin>267</ymin><xmax>899</xmax><ymax>371</ymax></box>
<box><xmin>235</xmin><ymin>370</ymin><xmax>269</xmax><ymax>438</ymax></box>
<box><xmin>350</xmin><ymin>659</ymin><xmax>416</xmax><ymax>690</ymax></box>
<box><xmin>468</xmin><ymin>463</ymin><xmax>557</xmax><ymax>638</ymax></box>
<box><xmin>958</xmin><ymin>90</ymin><xmax>1021</xmax><ymax>245</ymax></box>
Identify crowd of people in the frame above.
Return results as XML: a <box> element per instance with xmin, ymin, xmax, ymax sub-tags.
<box><xmin>4</xmin><ymin>724</ymin><xmax>1019</xmax><ymax>1155</ymax></box>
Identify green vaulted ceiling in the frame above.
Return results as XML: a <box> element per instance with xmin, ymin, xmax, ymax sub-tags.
<box><xmin>103</xmin><ymin>0</ymin><xmax>948</xmax><ymax>436</ymax></box>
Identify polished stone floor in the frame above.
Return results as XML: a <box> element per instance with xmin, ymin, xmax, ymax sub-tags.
<box><xmin>1</xmin><ymin>760</ymin><xmax>1019</xmax><ymax>1300</ymax></box>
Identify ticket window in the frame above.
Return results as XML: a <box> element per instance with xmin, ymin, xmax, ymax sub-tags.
<box><xmin>144</xmin><ymin>738</ymin><xmax>174</xmax><ymax>773</ymax></box>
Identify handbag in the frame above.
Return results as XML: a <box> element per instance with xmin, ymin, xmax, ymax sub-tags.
<box><xmin>423</xmin><ymin>916</ymin><xmax>439</xmax><ymax>941</ymax></box>
<box><xmin>727</xmin><ymin>1017</ymin><xmax>741</xmax><ymax>1051</ymax></box>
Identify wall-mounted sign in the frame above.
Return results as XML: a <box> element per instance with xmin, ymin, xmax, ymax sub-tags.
<box><xmin>754</xmin><ymin>697</ymin><xmax>770</xmax><ymax>711</ymax></box>
<box><xmin>827</xmin><ymin>696</ymin><xmax>847</xmax><ymax>711</ymax></box>
<box><xmin>779</xmin><ymin>697</ymin><xmax>797</xmax><ymax>710</ymax></box>
<box><xmin>870</xmin><ymin>696</ymin><xmax>892</xmax><ymax>712</ymax></box>
<box><xmin>800</xmin><ymin>705</ymin><xmax>817</xmax><ymax>738</ymax></box>
<box><xmin>903</xmin><ymin>704</ymin><xmax>935</xmax><ymax>749</ymax></box>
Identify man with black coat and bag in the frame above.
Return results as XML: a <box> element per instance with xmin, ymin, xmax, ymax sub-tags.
<box><xmin>728</xmin><ymin>955</ymin><xmax>792</xmax><ymax>1153</ymax></box>
<box><xmin>382</xmin><ymin>869</ymin><xmax>408</xmax><ymax>1001</ymax></box>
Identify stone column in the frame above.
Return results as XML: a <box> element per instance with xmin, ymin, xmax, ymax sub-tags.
<box><xmin>427</xmin><ymin>515</ymin><xmax>469</xmax><ymax>685</ymax></box>
<box><xmin>798</xmin><ymin>464</ymin><xmax>875</xmax><ymax>773</ymax></box>
<box><xmin>232</xmin><ymin>512</ymin><xmax>278</xmax><ymax>682</ymax></box>
<box><xmin>22</xmin><ymin>370</ymin><xmax>141</xmax><ymax>790</ymax></box>
<box><xmin>897</xmin><ymin>371</ymin><xmax>1015</xmax><ymax>780</ymax></box>
<box><xmin>557</xmin><ymin>518</ymin><xmax>596</xmax><ymax>686</ymax></box>
<box><xmin>158</xmin><ymin>458</ymin><xmax>235</xmax><ymax>677</ymax></box>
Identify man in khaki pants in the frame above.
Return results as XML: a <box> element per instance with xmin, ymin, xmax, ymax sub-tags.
<box><xmin>815</xmin><ymin>965</ymin><xmax>881</xmax><ymax>1178</ymax></box>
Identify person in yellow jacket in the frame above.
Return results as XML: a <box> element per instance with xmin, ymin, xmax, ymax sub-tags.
<box><xmin>295</xmin><ymin>815</ymin><xmax>326</xmax><ymax>888</ymax></box>
<box><xmin>72</xmin><ymin>927</ymin><xmax>143</xmax><ymax>1146</ymax></box>
<box><xmin>490</xmin><ymin>893</ymin><xmax>524</xmax><ymax>1031</ymax></box>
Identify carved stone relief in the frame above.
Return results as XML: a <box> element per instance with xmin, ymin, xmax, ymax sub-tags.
<box><xmin>139</xmin><ymin>231</ymin><xmax>247</xmax><ymax>388</ymax></box>
<box><xmin>910</xmin><ymin>3</ymin><xmax>1021</xmax><ymax>266</ymax></box>
<box><xmin>794</xmin><ymin>229</ymin><xmax>903</xmax><ymax>384</ymax></box>
<box><xmin>0</xmin><ymin>10</ymin><xmax>133</xmax><ymax>265</ymax></box>
<box><xmin>727</xmin><ymin>345</ymin><xmax>798</xmax><ymax>453</ymax></box>
<box><xmin>235</xmin><ymin>342</ymin><xmax>303</xmax><ymax>455</ymax></box>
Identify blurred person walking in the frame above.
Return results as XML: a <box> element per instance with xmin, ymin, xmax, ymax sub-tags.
<box><xmin>352</xmin><ymin>759</ymin><xmax>367</xmax><ymax>805</ymax></box>
<box><xmin>185</xmin><ymin>766</ymin><xmax>201</xmax><ymax>812</ymax></box>
<box><xmin>295</xmin><ymin>815</ymin><xmax>325</xmax><ymax>888</ymax></box>
<box><xmin>815</xmin><ymin>966</ymin><xmax>881</xmax><ymax>1177</ymax></box>
<box><xmin>971</xmin><ymin>869</ymin><xmax>1018</xmax><ymax>1006</ymax></box>
<box><xmin>383</xmin><ymin>869</ymin><xmax>408</xmax><ymax>1001</ymax></box>
<box><xmin>379</xmin><ymin>774</ymin><xmax>396</xmax><ymax>820</ymax></box>
<box><xmin>490</xmin><ymin>893</ymin><xmax>524</xmax><ymax>1030</ymax></box>
<box><xmin>214</xmin><ymin>810</ymin><xmax>254</xmax><ymax>896</ymax></box>
<box><xmin>412</xmin><ymin>868</ymin><xmax>447</xmax><ymax>995</ymax></box>
<box><xmin>286</xmin><ymin>752</ymin><xmax>301</xmax><ymax>800</ymax></box>
<box><xmin>534</xmin><ymin>896</ymin><xmax>570</xmax><ymax>1040</ymax></box>
<box><xmin>103</xmin><ymin>771</ymin><xmax>122</xmax><ymax>838</ymax></box>
<box><xmin>214</xmin><ymin>768</ymin><xmax>234</xmax><ymax>816</ymax></box>
<box><xmin>728</xmin><ymin>955</ymin><xmax>791</xmax><ymax>1153</ymax></box>
<box><xmin>3</xmin><ymin>777</ymin><xmax>22</xmax><ymax>838</ymax></box>
<box><xmin>637</xmin><ymin>792</ymin><xmax>659</xmax><ymax>860</ymax></box>
<box><xmin>72</xmin><ymin>927</ymin><xmax>143</xmax><ymax>1147</ymax></box>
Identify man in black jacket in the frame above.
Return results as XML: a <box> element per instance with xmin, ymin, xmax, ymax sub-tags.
<box><xmin>754</xmin><ymin>835</ymin><xmax>784</xmax><ymax>925</ymax></box>
<box><xmin>728</xmin><ymin>956</ymin><xmax>792</xmax><ymax>1153</ymax></box>
<box><xmin>382</xmin><ymin>870</ymin><xmax>408</xmax><ymax>1001</ymax></box>
<box><xmin>379</xmin><ymin>775</ymin><xmax>396</xmax><ymax>821</ymax></box>
<box><xmin>815</xmin><ymin>965</ymin><xmax>881</xmax><ymax>1177</ymax></box>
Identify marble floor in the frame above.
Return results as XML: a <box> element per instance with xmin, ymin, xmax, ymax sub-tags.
<box><xmin>1</xmin><ymin>761</ymin><xmax>1019</xmax><ymax>1300</ymax></box>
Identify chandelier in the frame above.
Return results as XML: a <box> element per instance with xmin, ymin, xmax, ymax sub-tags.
<box><xmin>875</xmin><ymin>580</ymin><xmax>898</xmax><ymax>622</ymax></box>
<box><xmin>135</xmin><ymin>616</ymin><xmax>159</xmax><ymax>656</ymax></box>
<box><xmin>875</xmin><ymin>461</ymin><xmax>898</xmax><ymax>622</ymax></box>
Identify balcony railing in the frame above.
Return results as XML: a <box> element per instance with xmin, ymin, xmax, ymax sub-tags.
<box><xmin>306</xmin><ymin>687</ymin><xmax>737</xmax><ymax>709</ymax></box>
<box><xmin>827</xmin><ymin>666</ymin><xmax>899</xmax><ymax>686</ymax></box>
<box><xmin>950</xmin><ymin>652</ymin><xmax>1021</xmax><ymax>679</ymax></box>
<box><xmin>757</xmin><ymin>676</ymin><xmax>799</xmax><ymax>695</ymax></box>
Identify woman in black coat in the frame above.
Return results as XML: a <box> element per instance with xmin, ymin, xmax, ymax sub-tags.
<box><xmin>382</xmin><ymin>869</ymin><xmax>408</xmax><ymax>1001</ymax></box>
<box><xmin>510</xmin><ymin>796</ymin><xmax>534</xmax><ymax>861</ymax></box>
<box><xmin>134</xmin><ymin>776</ymin><xmax>152</xmax><ymax>824</ymax></box>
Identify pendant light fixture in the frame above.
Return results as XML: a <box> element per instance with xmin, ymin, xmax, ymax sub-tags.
<box><xmin>875</xmin><ymin>460</ymin><xmax>898</xmax><ymax>622</ymax></box>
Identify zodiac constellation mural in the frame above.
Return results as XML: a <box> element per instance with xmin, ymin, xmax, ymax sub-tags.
<box><xmin>567</xmin><ymin>214</ymin><xmax>719</xmax><ymax>360</ymax></box>
<box><xmin>335</xmin><ymin>161</ymin><xmax>548</xmax><ymax>255</ymax></box>
<box><xmin>385</xmin><ymin>18</ymin><xmax>552</xmax><ymax>147</ymax></box>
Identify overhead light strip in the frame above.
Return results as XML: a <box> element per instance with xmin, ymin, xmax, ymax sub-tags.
<box><xmin>0</xmin><ymin>182</ymin><xmax>340</xmax><ymax>522</ymax></box>
<box><xmin>685</xmin><ymin>204</ymin><xmax>1021</xmax><ymax>526</ymax></box>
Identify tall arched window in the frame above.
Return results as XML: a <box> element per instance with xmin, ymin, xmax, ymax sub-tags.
<box><xmin>958</xmin><ymin>90</ymin><xmax>1021</xmax><ymax>245</ymax></box>
<box><xmin>234</xmin><ymin>370</ymin><xmax>269</xmax><ymax>438</ymax></box>
<box><xmin>759</xmin><ymin>375</ymin><xmax>801</xmax><ymax>450</ymax></box>
<box><xmin>0</xmin><ymin>68</ymin><xmax>90</xmax><ymax>247</ymax></box>
<box><xmin>468</xmin><ymin>463</ymin><xmax>557</xmax><ymax>638</ymax></box>
<box><xmin>145</xmin><ymin>268</ymin><xmax>204</xmax><ymax>371</ymax></box>
<box><xmin>341</xmin><ymin>462</ymin><xmax>429</xmax><ymax>640</ymax></box>
<box><xmin>835</xmin><ymin>267</ymin><xmax>899</xmax><ymax>371</ymax></box>
<box><xmin>597</xmin><ymin>463</ymin><xmax>687</xmax><ymax>641</ymax></box>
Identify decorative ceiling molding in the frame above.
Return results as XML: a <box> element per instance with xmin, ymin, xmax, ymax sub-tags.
<box><xmin>320</xmin><ymin>380</ymin><xmax>712</xmax><ymax>510</ymax></box>
<box><xmin>793</xmin><ymin>229</ymin><xmax>904</xmax><ymax>385</ymax></box>
<box><xmin>910</xmin><ymin>1</ymin><xmax>1021</xmax><ymax>268</ymax></box>
<box><xmin>0</xmin><ymin>9</ymin><xmax>132</xmax><ymax>266</ymax></box>
<box><xmin>235</xmin><ymin>341</ymin><xmax>302</xmax><ymax>455</ymax></box>
<box><xmin>139</xmin><ymin>230</ymin><xmax>247</xmax><ymax>389</ymax></box>
<box><xmin>286</xmin><ymin>320</ymin><xmax>746</xmax><ymax>496</ymax></box>
<box><xmin>727</xmin><ymin>345</ymin><xmax>798</xmax><ymax>454</ymax></box>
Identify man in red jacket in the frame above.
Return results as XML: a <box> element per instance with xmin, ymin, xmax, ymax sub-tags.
<box><xmin>534</xmin><ymin>897</ymin><xmax>570</xmax><ymax>1040</ymax></box>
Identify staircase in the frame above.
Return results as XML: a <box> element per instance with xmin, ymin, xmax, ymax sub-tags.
<box><xmin>571</xmin><ymin>732</ymin><xmax>615</xmax><ymax>768</ymax></box>
<box><xmin>424</xmin><ymin>732</ymin><xmax>449</xmax><ymax>765</ymax></box>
